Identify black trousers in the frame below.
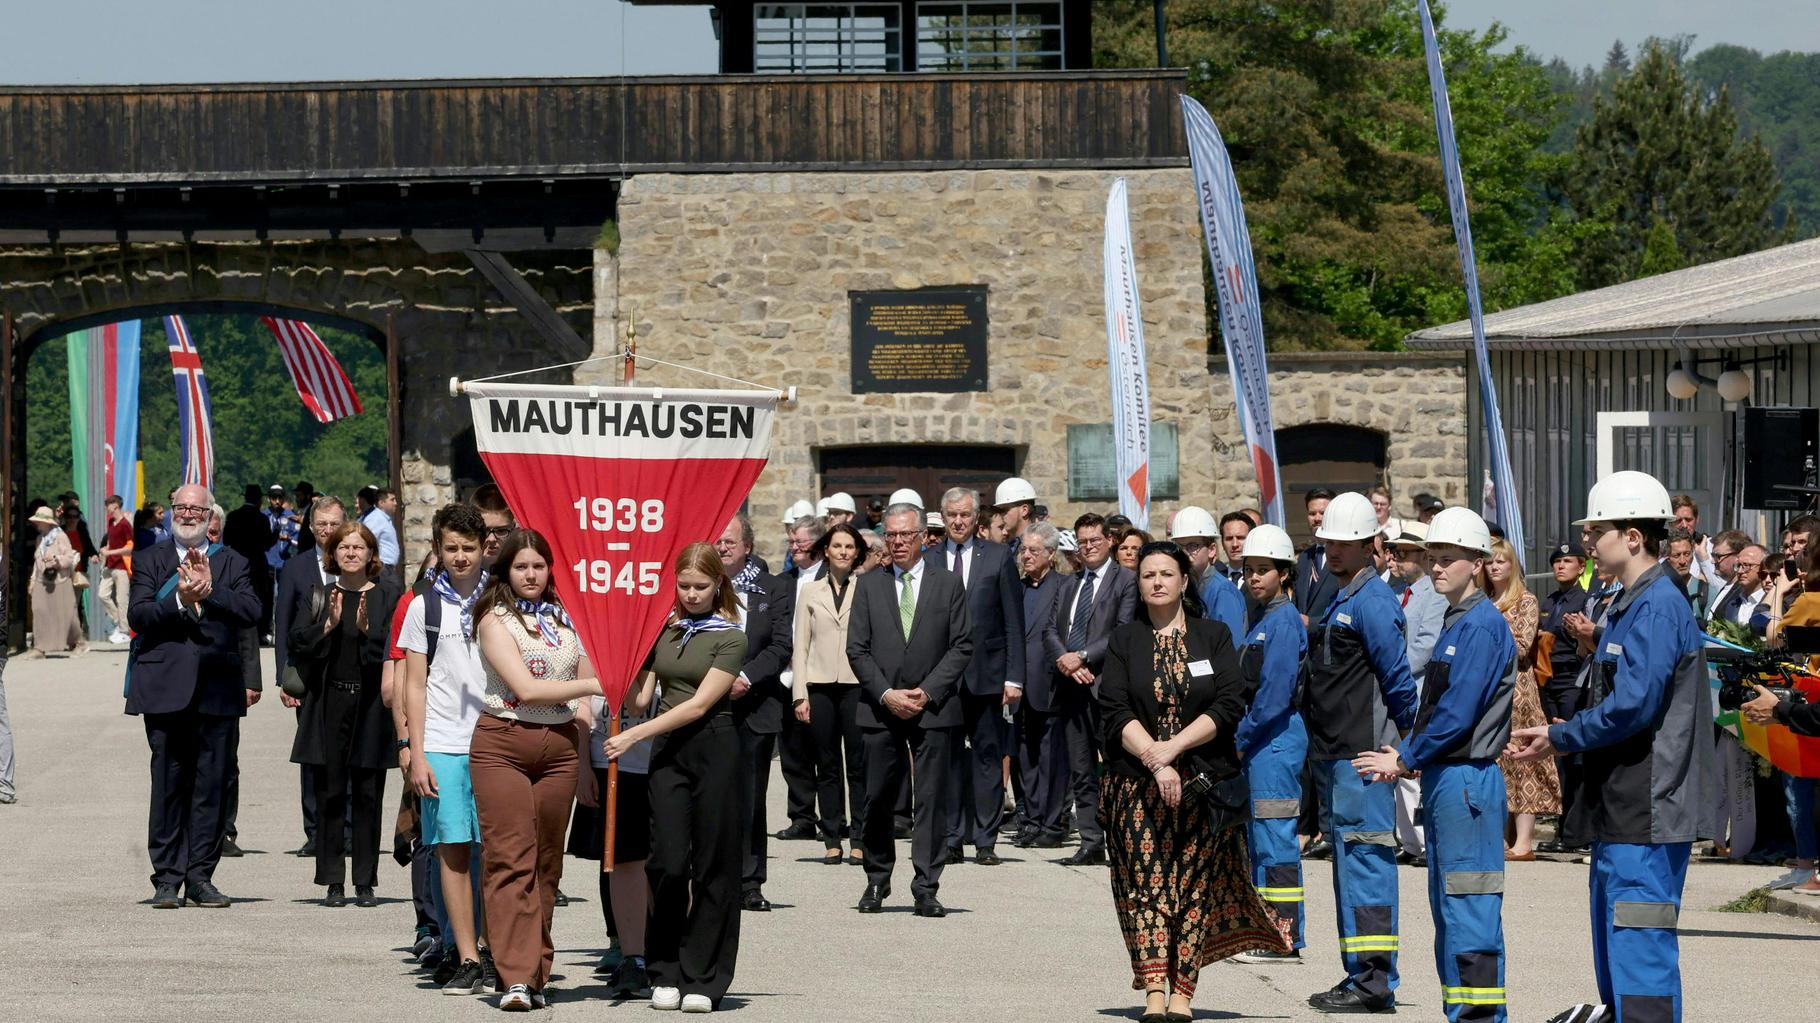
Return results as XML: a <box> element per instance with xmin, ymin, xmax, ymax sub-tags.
<box><xmin>223</xmin><ymin>720</ymin><xmax>241</xmax><ymax>842</ymax></box>
<box><xmin>143</xmin><ymin>709</ymin><xmax>238</xmax><ymax>889</ymax></box>
<box><xmin>1060</xmin><ymin>693</ymin><xmax>1104</xmax><ymax>851</ymax></box>
<box><xmin>778</xmin><ymin>712</ymin><xmax>818</xmax><ymax>829</ymax></box>
<box><xmin>647</xmin><ymin>719</ymin><xmax>743</xmax><ymax>1007</ymax></box>
<box><xmin>314</xmin><ymin>759</ymin><xmax>384</xmax><ymax>887</ymax></box>
<box><xmin>861</xmin><ymin>723</ymin><xmax>953</xmax><ymax>900</ymax></box>
<box><xmin>297</xmin><ymin>704</ymin><xmax>319</xmax><ymax>842</ymax></box>
<box><xmin>1017</xmin><ymin>705</ymin><xmax>1070</xmax><ymax>840</ymax></box>
<box><xmin>1541</xmin><ymin>683</ymin><xmax>1590</xmax><ymax>834</ymax></box>
<box><xmin>807</xmin><ymin>684</ymin><xmax>867</xmax><ymax>846</ymax></box>
<box><xmin>412</xmin><ymin>832</ymin><xmax>438</xmax><ymax>933</ymax></box>
<box><xmin>739</xmin><ymin>723</ymin><xmax>776</xmax><ymax>891</ymax></box>
<box><xmin>947</xmin><ymin>691</ymin><xmax>1009</xmax><ymax>851</ymax></box>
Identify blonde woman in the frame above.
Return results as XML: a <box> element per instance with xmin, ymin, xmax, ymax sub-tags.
<box><xmin>1483</xmin><ymin>537</ymin><xmax>1558</xmax><ymax>859</ymax></box>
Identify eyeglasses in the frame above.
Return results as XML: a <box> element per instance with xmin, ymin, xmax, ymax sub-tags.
<box><xmin>884</xmin><ymin>530</ymin><xmax>922</xmax><ymax>543</ymax></box>
<box><xmin>713</xmin><ymin>539</ymin><xmax>742</xmax><ymax>550</ymax></box>
<box><xmin>1077</xmin><ymin>535</ymin><xmax>1109</xmax><ymax>548</ymax></box>
<box><xmin>1177</xmin><ymin>541</ymin><xmax>1208</xmax><ymax>555</ymax></box>
<box><xmin>486</xmin><ymin>526</ymin><xmax>514</xmax><ymax>539</ymax></box>
<box><xmin>172</xmin><ymin>504</ymin><xmax>210</xmax><ymax>519</ymax></box>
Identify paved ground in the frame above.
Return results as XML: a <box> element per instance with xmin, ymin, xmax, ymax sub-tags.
<box><xmin>1</xmin><ymin>648</ymin><xmax>1816</xmax><ymax>1022</ymax></box>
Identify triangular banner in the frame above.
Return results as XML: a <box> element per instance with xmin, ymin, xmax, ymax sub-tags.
<box><xmin>465</xmin><ymin>382</ymin><xmax>777</xmax><ymax>713</ymax></box>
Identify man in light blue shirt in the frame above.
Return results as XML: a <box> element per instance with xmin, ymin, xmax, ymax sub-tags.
<box><xmin>359</xmin><ymin>485</ymin><xmax>401</xmax><ymax>570</ymax></box>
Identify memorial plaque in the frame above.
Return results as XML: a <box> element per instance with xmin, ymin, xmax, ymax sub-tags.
<box><xmin>850</xmin><ymin>287</ymin><xmax>988</xmax><ymax>393</ymax></box>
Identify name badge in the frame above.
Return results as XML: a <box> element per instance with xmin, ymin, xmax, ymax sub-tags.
<box><xmin>1252</xmin><ymin>631</ymin><xmax>1268</xmax><ymax>643</ymax></box>
<box><xmin>1445</xmin><ymin>645</ymin><xmax>1456</xmax><ymax>656</ymax></box>
<box><xmin>1188</xmin><ymin>659</ymin><xmax>1214</xmax><ymax>677</ymax></box>
<box><xmin>1605</xmin><ymin>642</ymin><xmax>1623</xmax><ymax>656</ymax></box>
<box><xmin>1335</xmin><ymin>613</ymin><xmax>1353</xmax><ymax>626</ymax></box>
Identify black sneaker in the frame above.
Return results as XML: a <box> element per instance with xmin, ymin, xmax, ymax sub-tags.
<box><xmin>480</xmin><ymin>947</ymin><xmax>501</xmax><ymax>993</ymax></box>
<box><xmin>324</xmin><ymin>884</ymin><xmax>347</xmax><ymax>907</ymax></box>
<box><xmin>432</xmin><ymin>947</ymin><xmax>460</xmax><ymax>985</ymax></box>
<box><xmin>554</xmin><ymin>888</ymin><xmax>570</xmax><ymax>908</ymax></box>
<box><xmin>355</xmin><ymin>885</ymin><xmax>377</xmax><ymax>908</ymax></box>
<box><xmin>609</xmin><ymin>959</ymin><xmax>652</xmax><ymax>998</ymax></box>
<box><xmin>220</xmin><ymin>837</ymin><xmax>244</xmax><ymax>857</ymax></box>
<box><xmin>185</xmin><ymin>880</ymin><xmax>231</xmax><ymax>908</ymax></box>
<box><xmin>442</xmin><ymin>959</ymin><xmax>484</xmax><ymax>996</ymax></box>
<box><xmin>150</xmin><ymin>883</ymin><xmax>182</xmax><ymax>909</ymax></box>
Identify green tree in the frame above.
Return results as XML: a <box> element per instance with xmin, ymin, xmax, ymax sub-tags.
<box><xmin>1687</xmin><ymin>45</ymin><xmax>1820</xmax><ymax>237</ymax></box>
<box><xmin>1559</xmin><ymin>41</ymin><xmax>1792</xmax><ymax>288</ymax></box>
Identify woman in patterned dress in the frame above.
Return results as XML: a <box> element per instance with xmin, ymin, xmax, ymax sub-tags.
<box><xmin>1100</xmin><ymin>541</ymin><xmax>1289</xmax><ymax>1023</ymax></box>
<box><xmin>1485</xmin><ymin>537</ymin><xmax>1558</xmax><ymax>859</ymax></box>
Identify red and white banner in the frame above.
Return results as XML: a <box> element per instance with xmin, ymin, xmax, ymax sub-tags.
<box><xmin>1103</xmin><ymin>179</ymin><xmax>1152</xmax><ymax>530</ymax></box>
<box><xmin>465</xmin><ymin>382</ymin><xmax>777</xmax><ymax>712</ymax></box>
<box><xmin>262</xmin><ymin>317</ymin><xmax>364</xmax><ymax>422</ymax></box>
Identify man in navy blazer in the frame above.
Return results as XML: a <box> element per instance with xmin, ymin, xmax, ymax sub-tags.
<box><xmin>126</xmin><ymin>485</ymin><xmax>262</xmax><ymax>909</ymax></box>
<box><xmin>847</xmin><ymin>502</ymin><xmax>973</xmax><ymax>917</ymax></box>
<box><xmin>1041</xmin><ymin>513</ymin><xmax>1138</xmax><ymax>865</ymax></box>
<box><xmin>1010</xmin><ymin>523</ymin><xmax>1071</xmax><ymax>848</ymax></box>
<box><xmin>1293</xmin><ymin>488</ymin><xmax>1342</xmax><ymax>624</ymax></box>
<box><xmin>925</xmin><ymin>487</ymin><xmax>1025</xmax><ymax>865</ymax></box>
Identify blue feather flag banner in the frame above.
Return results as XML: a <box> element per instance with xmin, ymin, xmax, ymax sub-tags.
<box><xmin>1417</xmin><ymin>0</ymin><xmax>1525</xmax><ymax>555</ymax></box>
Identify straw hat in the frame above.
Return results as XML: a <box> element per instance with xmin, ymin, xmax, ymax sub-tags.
<box><xmin>28</xmin><ymin>506</ymin><xmax>59</xmax><ymax>527</ymax></box>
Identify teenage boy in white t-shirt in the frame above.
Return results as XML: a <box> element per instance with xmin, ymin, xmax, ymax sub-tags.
<box><xmin>402</xmin><ymin>504</ymin><xmax>494</xmax><ymax>994</ymax></box>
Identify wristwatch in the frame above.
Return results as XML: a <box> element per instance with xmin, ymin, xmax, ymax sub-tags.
<box><xmin>394</xmin><ymin>738</ymin><xmax>410</xmax><ymax>751</ymax></box>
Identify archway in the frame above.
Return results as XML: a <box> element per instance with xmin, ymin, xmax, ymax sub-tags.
<box><xmin>1275</xmin><ymin>423</ymin><xmax>1389</xmax><ymax>545</ymax></box>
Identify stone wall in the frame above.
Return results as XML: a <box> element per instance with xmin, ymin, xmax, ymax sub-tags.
<box><xmin>593</xmin><ymin>169</ymin><xmax>1215</xmax><ymax>565</ymax></box>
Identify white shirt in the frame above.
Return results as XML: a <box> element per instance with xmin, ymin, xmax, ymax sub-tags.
<box><xmin>894</xmin><ymin>561</ymin><xmax>924</xmax><ymax>609</ymax></box>
<box><xmin>1735</xmin><ymin>586</ymin><xmax>1768</xmax><ymax>625</ymax></box>
<box><xmin>396</xmin><ymin>591</ymin><xmax>488</xmax><ymax>754</ymax></box>
<box><xmin>362</xmin><ymin>506</ymin><xmax>400</xmax><ymax>567</ymax></box>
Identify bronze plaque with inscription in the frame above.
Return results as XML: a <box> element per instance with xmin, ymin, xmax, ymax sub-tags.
<box><xmin>850</xmin><ymin>287</ymin><xmax>988</xmax><ymax>393</ymax></box>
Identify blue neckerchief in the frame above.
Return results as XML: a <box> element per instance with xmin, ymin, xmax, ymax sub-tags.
<box><xmin>673</xmin><ymin>613</ymin><xmax>738</xmax><ymax>652</ymax></box>
<box><xmin>433</xmin><ymin>569</ymin><xmax>488</xmax><ymax>639</ymax></box>
<box><xmin>515</xmin><ymin>597</ymin><xmax>570</xmax><ymax>648</ymax></box>
<box><xmin>731</xmin><ymin>556</ymin><xmax>763</xmax><ymax>595</ymax></box>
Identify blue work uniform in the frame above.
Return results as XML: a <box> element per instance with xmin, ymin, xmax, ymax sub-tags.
<box><xmin>1547</xmin><ymin>564</ymin><xmax>1713</xmax><ymax>1023</ymax></box>
<box><xmin>1200</xmin><ymin>570</ymin><xmax>1248</xmax><ymax>649</ymax></box>
<box><xmin>1396</xmin><ymin>591</ymin><xmax>1517</xmax><ymax>1022</ymax></box>
<box><xmin>1301</xmin><ymin>569</ymin><xmax>1419</xmax><ymax>1004</ymax></box>
<box><xmin>1236</xmin><ymin>594</ymin><xmax>1309</xmax><ymax>949</ymax></box>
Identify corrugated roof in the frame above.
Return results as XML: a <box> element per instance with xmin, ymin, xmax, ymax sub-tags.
<box><xmin>1405</xmin><ymin>237</ymin><xmax>1820</xmax><ymax>351</ymax></box>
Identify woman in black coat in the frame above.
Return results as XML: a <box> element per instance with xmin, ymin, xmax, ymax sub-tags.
<box><xmin>1098</xmin><ymin>541</ymin><xmax>1289</xmax><ymax>1023</ymax></box>
<box><xmin>289</xmin><ymin>521</ymin><xmax>400</xmax><ymax>908</ymax></box>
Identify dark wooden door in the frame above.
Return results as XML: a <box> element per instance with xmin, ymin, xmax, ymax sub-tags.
<box><xmin>818</xmin><ymin>444</ymin><xmax>1016</xmax><ymax>528</ymax></box>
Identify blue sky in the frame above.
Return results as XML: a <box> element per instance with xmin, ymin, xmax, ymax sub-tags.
<box><xmin>3</xmin><ymin>1</ymin><xmax>1815</xmax><ymax>84</ymax></box>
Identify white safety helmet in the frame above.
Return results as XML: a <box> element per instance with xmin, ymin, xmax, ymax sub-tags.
<box><xmin>823</xmin><ymin>492</ymin><xmax>857</xmax><ymax>515</ymax></box>
<box><xmin>925</xmin><ymin>511</ymin><xmax>944</xmax><ymax>529</ymax></box>
<box><xmin>1169</xmin><ymin>505</ymin><xmax>1220</xmax><ymax>541</ymax></box>
<box><xmin>1573</xmin><ymin>470</ymin><xmax>1674</xmax><ymax>526</ymax></box>
<box><xmin>1314</xmin><ymin>491</ymin><xmax>1381</xmax><ymax>542</ymax></box>
<box><xmin>1057</xmin><ymin>528</ymin><xmax>1079</xmax><ymax>553</ymax></box>
<box><xmin>815</xmin><ymin>497</ymin><xmax>832</xmax><ymax>517</ymax></box>
<box><xmin>1240</xmin><ymin>523</ymin><xmax>1296</xmax><ymax>563</ymax></box>
<box><xmin>1387</xmin><ymin>521</ymin><xmax>1429</xmax><ymax>549</ymax></box>
<box><xmin>994</xmin><ymin>477</ymin><xmax>1037</xmax><ymax>508</ymax></box>
<box><xmin>1423</xmin><ymin>507</ymin><xmax>1493</xmax><ymax>556</ymax></box>
<box><xmin>888</xmin><ymin>488</ymin><xmax>924</xmax><ymax>510</ymax></box>
<box><xmin>782</xmin><ymin>499</ymin><xmax>815</xmax><ymax>524</ymax></box>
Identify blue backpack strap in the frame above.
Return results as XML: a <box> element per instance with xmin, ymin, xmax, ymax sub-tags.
<box><xmin>412</xmin><ymin>577</ymin><xmax>441</xmax><ymax>665</ymax></box>
<box><xmin>131</xmin><ymin>543</ymin><xmax>228</xmax><ymax>697</ymax></box>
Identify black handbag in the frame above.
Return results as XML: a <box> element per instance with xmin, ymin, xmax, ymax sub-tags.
<box><xmin>1180</xmin><ymin>754</ymin><xmax>1250</xmax><ymax>833</ymax></box>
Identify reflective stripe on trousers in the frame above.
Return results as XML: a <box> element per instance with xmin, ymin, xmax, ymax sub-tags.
<box><xmin>1421</xmin><ymin>762</ymin><xmax>1508</xmax><ymax>1023</ymax></box>
<box><xmin>1315</xmin><ymin>758</ymin><xmax>1399</xmax><ymax>1000</ymax></box>
<box><xmin>1591</xmin><ymin>841</ymin><xmax>1689</xmax><ymax>1023</ymax></box>
<box><xmin>1245</xmin><ymin>716</ymin><xmax>1307</xmax><ymax>949</ymax></box>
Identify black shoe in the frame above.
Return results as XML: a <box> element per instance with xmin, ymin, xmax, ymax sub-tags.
<box><xmin>742</xmin><ymin>888</ymin><xmax>772</xmax><ymax>912</ymax></box>
<box><xmin>1304</xmin><ymin>837</ymin><xmax>1335</xmax><ymax>860</ymax></box>
<box><xmin>220</xmin><ymin>836</ymin><xmax>244</xmax><ymax>857</ymax></box>
<box><xmin>432</xmin><ymin>947</ymin><xmax>461</xmax><ymax>986</ymax></box>
<box><xmin>893</xmin><ymin>820</ymin><xmax>914</xmax><ymax>839</ymax></box>
<box><xmin>608</xmin><ymin>959</ymin><xmax>652</xmax><ymax>998</ymax></box>
<box><xmin>1030</xmin><ymin>832</ymin><xmax>1065</xmax><ymax>849</ymax></box>
<box><xmin>324</xmin><ymin>884</ymin><xmax>347</xmax><ymax>907</ymax></box>
<box><xmin>554</xmin><ymin>888</ymin><xmax>569</xmax><ymax>908</ymax></box>
<box><xmin>355</xmin><ymin>885</ymin><xmax>377</xmax><ymax>908</ymax></box>
<box><xmin>913</xmin><ymin>897</ymin><xmax>947</xmax><ymax>918</ymax></box>
<box><xmin>150</xmin><ymin>883</ymin><xmax>182</xmax><ymax>909</ymax></box>
<box><xmin>186</xmin><ymin>880</ymin><xmax>231</xmax><ymax>908</ymax></box>
<box><xmin>976</xmin><ymin>849</ymin><xmax>1002</xmax><ymax>866</ymax></box>
<box><xmin>942</xmin><ymin>847</ymin><xmax>966</xmax><ymax>865</ymax></box>
<box><xmin>1165</xmin><ymin>1014</ymin><xmax>1193</xmax><ymax>1023</ymax></box>
<box><xmin>773</xmin><ymin>821</ymin><xmax>817</xmax><ymax>841</ymax></box>
<box><xmin>480</xmin><ymin>947</ymin><xmax>501</xmax><ymax>993</ymax></box>
<box><xmin>1307</xmin><ymin>985</ymin><xmax>1395</xmax><ymax>1014</ymax></box>
<box><xmin>1536</xmin><ymin>839</ymin><xmax>1565</xmax><ymax>854</ymax></box>
<box><xmin>294</xmin><ymin>839</ymin><xmax>316</xmax><ymax>857</ymax></box>
<box><xmin>1062</xmin><ymin>846</ymin><xmax>1107</xmax><ymax>866</ymax></box>
<box><xmin>1012</xmin><ymin>827</ymin><xmax>1039</xmax><ymax>848</ymax></box>
<box><xmin>857</xmin><ymin>883</ymin><xmax>890</xmax><ymax>913</ymax></box>
<box><xmin>442</xmin><ymin>959</ymin><xmax>485</xmax><ymax>996</ymax></box>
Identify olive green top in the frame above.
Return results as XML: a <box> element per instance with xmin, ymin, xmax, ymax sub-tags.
<box><xmin>644</xmin><ymin>619</ymin><xmax>745</xmax><ymax>718</ymax></box>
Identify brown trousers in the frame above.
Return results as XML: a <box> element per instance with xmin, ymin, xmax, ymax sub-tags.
<box><xmin>470</xmin><ymin>713</ymin><xmax>580</xmax><ymax>990</ymax></box>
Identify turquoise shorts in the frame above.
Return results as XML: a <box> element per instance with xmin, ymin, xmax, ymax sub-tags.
<box><xmin>420</xmin><ymin>752</ymin><xmax>481</xmax><ymax>846</ymax></box>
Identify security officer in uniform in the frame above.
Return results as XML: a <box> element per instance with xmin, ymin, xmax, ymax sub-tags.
<box><xmin>1509</xmin><ymin>471</ymin><xmax>1713</xmax><ymax>1023</ymax></box>
<box><xmin>1301</xmin><ymin>492</ymin><xmax>1420</xmax><ymax>1014</ymax></box>
<box><xmin>1230</xmin><ymin>524</ymin><xmax>1310</xmax><ymax>965</ymax></box>
<box><xmin>1355</xmin><ymin>508</ymin><xmax>1516</xmax><ymax>1022</ymax></box>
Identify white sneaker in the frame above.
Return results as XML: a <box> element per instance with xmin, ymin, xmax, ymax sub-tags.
<box><xmin>680</xmin><ymin>994</ymin><xmax>713</xmax><ymax>1013</ymax></box>
<box><xmin>651</xmin><ymin>987</ymin><xmax>682</xmax><ymax>1011</ymax></box>
<box><xmin>1543</xmin><ymin>1006</ymin><xmax>1611</xmax><ymax>1023</ymax></box>
<box><xmin>107</xmin><ymin>630</ymin><xmax>129</xmax><ymax>644</ymax></box>
<box><xmin>1767</xmin><ymin>867</ymin><xmax>1814</xmax><ymax>890</ymax></box>
<box><xmin>498</xmin><ymin>985</ymin><xmax>534</xmax><ymax>1011</ymax></box>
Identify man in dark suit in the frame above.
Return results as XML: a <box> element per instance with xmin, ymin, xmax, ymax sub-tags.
<box><xmin>1293</xmin><ymin>488</ymin><xmax>1341</xmax><ymax>624</ymax></box>
<box><xmin>772</xmin><ymin>514</ymin><xmax>826</xmax><ymax>840</ymax></box>
<box><xmin>926</xmin><ymin>486</ymin><xmax>1025</xmax><ymax>865</ymax></box>
<box><xmin>126</xmin><ymin>485</ymin><xmax>262</xmax><ymax>909</ymax></box>
<box><xmin>717</xmin><ymin>515</ymin><xmax>794</xmax><ymax>913</ymax></box>
<box><xmin>1011</xmin><ymin>523</ymin><xmax>1070</xmax><ymax>848</ymax></box>
<box><xmin>848</xmin><ymin>502</ymin><xmax>973</xmax><ymax>917</ymax></box>
<box><xmin>1041</xmin><ymin>513</ymin><xmax>1137</xmax><ymax>865</ymax></box>
<box><xmin>222</xmin><ymin>484</ymin><xmax>276</xmax><ymax>640</ymax></box>
<box><xmin>273</xmin><ymin>496</ymin><xmax>346</xmax><ymax>854</ymax></box>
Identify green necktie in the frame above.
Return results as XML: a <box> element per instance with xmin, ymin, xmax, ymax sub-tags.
<box><xmin>898</xmin><ymin>570</ymin><xmax>916</xmax><ymax>639</ymax></box>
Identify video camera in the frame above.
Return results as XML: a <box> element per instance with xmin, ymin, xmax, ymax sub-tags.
<box><xmin>1710</xmin><ymin>648</ymin><xmax>1813</xmax><ymax>711</ymax></box>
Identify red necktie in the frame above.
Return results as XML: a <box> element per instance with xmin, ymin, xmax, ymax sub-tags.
<box><xmin>1401</xmin><ymin>588</ymin><xmax>1411</xmax><ymax>609</ymax></box>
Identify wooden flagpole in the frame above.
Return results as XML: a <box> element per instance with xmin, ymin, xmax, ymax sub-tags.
<box><xmin>604</xmin><ymin>318</ymin><xmax>637</xmax><ymax>875</ymax></box>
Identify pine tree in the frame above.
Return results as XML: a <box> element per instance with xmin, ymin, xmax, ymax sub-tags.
<box><xmin>1560</xmin><ymin>41</ymin><xmax>1791</xmax><ymax>289</ymax></box>
<box><xmin>1603</xmin><ymin>41</ymin><xmax>1630</xmax><ymax>76</ymax></box>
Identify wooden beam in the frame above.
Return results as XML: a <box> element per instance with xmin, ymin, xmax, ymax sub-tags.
<box><xmin>462</xmin><ymin>248</ymin><xmax>591</xmax><ymax>363</ymax></box>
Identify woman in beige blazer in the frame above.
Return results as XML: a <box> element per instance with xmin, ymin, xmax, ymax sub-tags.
<box><xmin>791</xmin><ymin>522</ymin><xmax>869</xmax><ymax>865</ymax></box>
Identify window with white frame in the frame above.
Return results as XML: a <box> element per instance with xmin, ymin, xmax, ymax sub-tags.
<box><xmin>754</xmin><ymin>4</ymin><xmax>903</xmax><ymax>72</ymax></box>
<box><xmin>914</xmin><ymin>1</ymin><xmax>1064</xmax><ymax>71</ymax></box>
